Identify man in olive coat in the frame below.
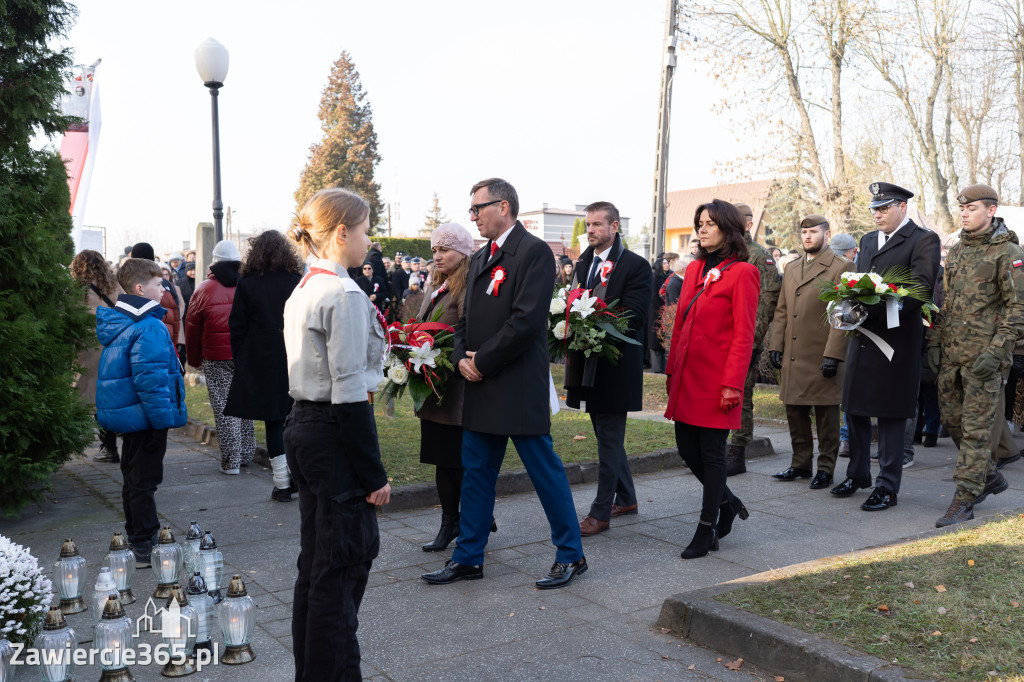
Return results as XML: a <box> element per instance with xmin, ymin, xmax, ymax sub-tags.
<box><xmin>565</xmin><ymin>201</ymin><xmax>653</xmax><ymax>535</ymax></box>
<box><xmin>768</xmin><ymin>215</ymin><xmax>853</xmax><ymax>489</ymax></box>
<box><xmin>830</xmin><ymin>182</ymin><xmax>941</xmax><ymax>511</ymax></box>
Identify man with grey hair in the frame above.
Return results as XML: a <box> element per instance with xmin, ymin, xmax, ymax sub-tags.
<box><xmin>830</xmin><ymin>233</ymin><xmax>858</xmax><ymax>261</ymax></box>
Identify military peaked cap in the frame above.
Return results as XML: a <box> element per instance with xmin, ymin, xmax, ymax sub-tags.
<box><xmin>868</xmin><ymin>182</ymin><xmax>914</xmax><ymax>209</ymax></box>
<box><xmin>956</xmin><ymin>184</ymin><xmax>998</xmax><ymax>205</ymax></box>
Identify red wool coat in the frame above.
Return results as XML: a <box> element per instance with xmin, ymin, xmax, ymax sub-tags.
<box><xmin>664</xmin><ymin>257</ymin><xmax>760</xmax><ymax>429</ymax></box>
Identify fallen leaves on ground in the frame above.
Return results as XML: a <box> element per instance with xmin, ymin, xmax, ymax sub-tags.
<box><xmin>723</xmin><ymin>658</ymin><xmax>744</xmax><ymax>671</ymax></box>
<box><xmin>968</xmin><ymin>559</ymin><xmax>975</xmax><ymax>566</ymax></box>
<box><xmin>904</xmin><ymin>581</ymin><xmax>915</xmax><ymax>589</ymax></box>
<box><xmin>970</xmin><ymin>638</ymin><xmax>979</xmax><ymax>643</ymax></box>
<box><xmin>774</xmin><ymin>677</ymin><xmax>785</xmax><ymax>682</ymax></box>
<box><xmin>687</xmin><ymin>664</ymin><xmax>695</xmax><ymax>670</ymax></box>
<box><xmin>877</xmin><ymin>605</ymin><xmax>889</xmax><ymax>613</ymax></box>
<box><xmin>572</xmin><ymin>434</ymin><xmax>587</xmax><ymax>441</ymax></box>
<box><xmin>935</xmin><ymin>585</ymin><xmax>947</xmax><ymax>592</ymax></box>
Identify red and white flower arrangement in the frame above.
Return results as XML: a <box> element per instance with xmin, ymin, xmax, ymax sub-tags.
<box><xmin>548</xmin><ymin>286</ymin><xmax>640</xmax><ymax>364</ymax></box>
<box><xmin>378</xmin><ymin>308</ymin><xmax>457</xmax><ymax>410</ymax></box>
<box><xmin>818</xmin><ymin>267</ymin><xmax>937</xmax><ymax>330</ymax></box>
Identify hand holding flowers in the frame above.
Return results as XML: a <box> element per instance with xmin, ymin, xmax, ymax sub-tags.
<box><xmin>548</xmin><ymin>286</ymin><xmax>640</xmax><ymax>364</ymax></box>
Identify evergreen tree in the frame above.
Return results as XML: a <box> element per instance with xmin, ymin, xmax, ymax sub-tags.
<box><xmin>421</xmin><ymin>192</ymin><xmax>448</xmax><ymax>236</ymax></box>
<box><xmin>295</xmin><ymin>51</ymin><xmax>383</xmax><ymax>231</ymax></box>
<box><xmin>1</xmin><ymin>0</ymin><xmax>95</xmax><ymax>516</ymax></box>
<box><xmin>570</xmin><ymin>217</ymin><xmax>585</xmax><ymax>247</ymax></box>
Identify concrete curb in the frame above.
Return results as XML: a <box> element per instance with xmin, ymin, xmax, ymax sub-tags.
<box><xmin>655</xmin><ymin>510</ymin><xmax>1024</xmax><ymax>681</ymax></box>
<box><xmin>172</xmin><ymin>424</ymin><xmax>774</xmax><ymax>513</ymax></box>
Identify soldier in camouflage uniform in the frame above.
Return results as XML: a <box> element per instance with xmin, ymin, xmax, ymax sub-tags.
<box><xmin>929</xmin><ymin>184</ymin><xmax>1024</xmax><ymax>527</ymax></box>
<box><xmin>726</xmin><ymin>202</ymin><xmax>783</xmax><ymax>475</ymax></box>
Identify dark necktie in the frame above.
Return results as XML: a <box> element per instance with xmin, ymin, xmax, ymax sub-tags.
<box><xmin>588</xmin><ymin>257</ymin><xmax>602</xmax><ymax>289</ymax></box>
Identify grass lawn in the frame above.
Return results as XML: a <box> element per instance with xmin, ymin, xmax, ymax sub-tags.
<box><xmin>717</xmin><ymin>514</ymin><xmax>1024</xmax><ymax>681</ymax></box>
<box><xmin>183</xmin><ymin>378</ymin><xmax>678</xmax><ymax>486</ymax></box>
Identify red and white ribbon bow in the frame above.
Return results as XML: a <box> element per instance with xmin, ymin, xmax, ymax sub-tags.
<box><xmin>486</xmin><ymin>266</ymin><xmax>507</xmax><ymax>296</ymax></box>
<box><xmin>599</xmin><ymin>260</ymin><xmax>614</xmax><ymax>284</ymax></box>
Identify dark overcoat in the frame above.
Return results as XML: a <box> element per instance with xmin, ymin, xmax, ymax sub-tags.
<box><xmin>224</xmin><ymin>269</ymin><xmax>302</xmax><ymax>421</ymax></box>
<box><xmin>842</xmin><ymin>220</ymin><xmax>941</xmax><ymax>418</ymax></box>
<box><xmin>454</xmin><ymin>222</ymin><xmax>554</xmax><ymax>435</ymax></box>
<box><xmin>564</xmin><ymin>233</ymin><xmax>653</xmax><ymax>413</ymax></box>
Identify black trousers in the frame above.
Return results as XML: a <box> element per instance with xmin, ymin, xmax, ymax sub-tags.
<box><xmin>588</xmin><ymin>412</ymin><xmax>637</xmax><ymax>521</ymax></box>
<box><xmin>285</xmin><ymin>402</ymin><xmax>379</xmax><ymax>682</ymax></box>
<box><xmin>674</xmin><ymin>421</ymin><xmax>737</xmax><ymax>524</ymax></box>
<box><xmin>119</xmin><ymin>428</ymin><xmax>167</xmax><ymax>549</ymax></box>
<box><xmin>846</xmin><ymin>415</ymin><xmax>905</xmax><ymax>492</ymax></box>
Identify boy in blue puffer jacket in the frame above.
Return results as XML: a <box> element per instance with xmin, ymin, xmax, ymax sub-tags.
<box><xmin>97</xmin><ymin>258</ymin><xmax>187</xmax><ymax>567</ymax></box>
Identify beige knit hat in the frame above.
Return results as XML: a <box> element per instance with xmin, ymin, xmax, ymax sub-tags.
<box><xmin>431</xmin><ymin>222</ymin><xmax>474</xmax><ymax>257</ymax></box>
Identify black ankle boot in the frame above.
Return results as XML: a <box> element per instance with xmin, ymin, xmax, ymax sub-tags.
<box><xmin>717</xmin><ymin>496</ymin><xmax>749</xmax><ymax>539</ymax></box>
<box><xmin>681</xmin><ymin>521</ymin><xmax>719</xmax><ymax>559</ymax></box>
<box><xmin>491</xmin><ymin>516</ymin><xmax>498</xmax><ymax>533</ymax></box>
<box><xmin>423</xmin><ymin>513</ymin><xmax>460</xmax><ymax>552</ymax></box>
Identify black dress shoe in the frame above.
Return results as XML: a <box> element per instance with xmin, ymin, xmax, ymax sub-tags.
<box><xmin>830</xmin><ymin>475</ymin><xmax>872</xmax><ymax>497</ymax></box>
<box><xmin>681</xmin><ymin>521</ymin><xmax>719</xmax><ymax>559</ymax></box>
<box><xmin>809</xmin><ymin>472</ymin><xmax>833</xmax><ymax>489</ymax></box>
<box><xmin>536</xmin><ymin>557</ymin><xmax>588</xmax><ymax>589</ymax></box>
<box><xmin>922</xmin><ymin>433</ymin><xmax>938</xmax><ymax>447</ymax></box>
<box><xmin>421</xmin><ymin>560</ymin><xmax>483</xmax><ymax>584</ymax></box>
<box><xmin>861</xmin><ymin>487</ymin><xmax>897</xmax><ymax>511</ymax></box>
<box><xmin>716</xmin><ymin>496</ymin><xmax>749</xmax><ymax>540</ymax></box>
<box><xmin>772</xmin><ymin>467</ymin><xmax>812</xmax><ymax>481</ymax></box>
<box><xmin>996</xmin><ymin>450</ymin><xmax>1022</xmax><ymax>469</ymax></box>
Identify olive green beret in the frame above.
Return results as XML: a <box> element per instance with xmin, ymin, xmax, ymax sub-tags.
<box><xmin>800</xmin><ymin>214</ymin><xmax>828</xmax><ymax>230</ymax></box>
<box><xmin>732</xmin><ymin>202</ymin><xmax>754</xmax><ymax>219</ymax></box>
<box><xmin>956</xmin><ymin>183</ymin><xmax>998</xmax><ymax>204</ymax></box>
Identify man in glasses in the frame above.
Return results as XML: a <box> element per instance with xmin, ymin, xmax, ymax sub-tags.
<box><xmin>830</xmin><ymin>182</ymin><xmax>940</xmax><ymax>511</ymax></box>
<box><xmin>422</xmin><ymin>177</ymin><xmax>587</xmax><ymax>589</ymax></box>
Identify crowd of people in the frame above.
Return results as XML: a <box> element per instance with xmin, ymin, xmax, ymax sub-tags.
<box><xmin>67</xmin><ymin>176</ymin><xmax>1023</xmax><ymax>679</ymax></box>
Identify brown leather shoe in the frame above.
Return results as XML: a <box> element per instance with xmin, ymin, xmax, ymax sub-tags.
<box><xmin>610</xmin><ymin>503</ymin><xmax>638</xmax><ymax>517</ymax></box>
<box><xmin>579</xmin><ymin>516</ymin><xmax>610</xmax><ymax>536</ymax></box>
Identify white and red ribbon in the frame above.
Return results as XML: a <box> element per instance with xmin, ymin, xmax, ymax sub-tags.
<box><xmin>600</xmin><ymin>260</ymin><xmax>614</xmax><ymax>284</ymax></box>
<box><xmin>486</xmin><ymin>266</ymin><xmax>507</xmax><ymax>296</ymax></box>
<box><xmin>431</xmin><ymin>280</ymin><xmax>449</xmax><ymax>301</ymax></box>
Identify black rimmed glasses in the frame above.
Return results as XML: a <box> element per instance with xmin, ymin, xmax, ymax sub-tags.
<box><xmin>469</xmin><ymin>200</ymin><xmax>502</xmax><ymax>217</ymax></box>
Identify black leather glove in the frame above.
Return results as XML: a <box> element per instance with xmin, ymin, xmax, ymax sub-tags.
<box><xmin>820</xmin><ymin>357</ymin><xmax>839</xmax><ymax>378</ymax></box>
<box><xmin>769</xmin><ymin>350</ymin><xmax>783</xmax><ymax>369</ymax></box>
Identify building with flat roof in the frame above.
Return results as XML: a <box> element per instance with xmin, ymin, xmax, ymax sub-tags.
<box><xmin>518</xmin><ymin>204</ymin><xmax>631</xmax><ymax>256</ymax></box>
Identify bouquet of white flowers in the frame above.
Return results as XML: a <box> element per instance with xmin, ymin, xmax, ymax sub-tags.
<box><xmin>1</xmin><ymin>535</ymin><xmax>52</xmax><ymax>645</ymax></box>
<box><xmin>548</xmin><ymin>286</ymin><xmax>640</xmax><ymax>364</ymax></box>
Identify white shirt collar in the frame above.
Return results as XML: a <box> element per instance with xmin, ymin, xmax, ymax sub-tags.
<box><xmin>877</xmin><ymin>215</ymin><xmax>911</xmax><ymax>249</ymax></box>
<box><xmin>493</xmin><ymin>223</ymin><xmax>515</xmax><ymax>249</ymax></box>
<box><xmin>593</xmin><ymin>244</ymin><xmax>613</xmax><ymax>263</ymax></box>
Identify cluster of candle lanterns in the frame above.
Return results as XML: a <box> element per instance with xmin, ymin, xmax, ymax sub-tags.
<box><xmin>31</xmin><ymin>523</ymin><xmax>256</xmax><ymax>680</ymax></box>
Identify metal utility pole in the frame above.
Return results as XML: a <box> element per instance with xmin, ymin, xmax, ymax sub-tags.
<box><xmin>651</xmin><ymin>0</ymin><xmax>679</xmax><ymax>258</ymax></box>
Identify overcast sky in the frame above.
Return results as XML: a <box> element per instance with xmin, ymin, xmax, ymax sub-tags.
<box><xmin>60</xmin><ymin>0</ymin><xmax>747</xmax><ymax>255</ymax></box>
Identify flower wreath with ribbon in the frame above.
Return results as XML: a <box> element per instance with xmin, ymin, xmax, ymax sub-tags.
<box><xmin>486</xmin><ymin>266</ymin><xmax>507</xmax><ymax>296</ymax></box>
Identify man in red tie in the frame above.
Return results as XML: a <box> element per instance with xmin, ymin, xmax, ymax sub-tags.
<box><xmin>422</xmin><ymin>178</ymin><xmax>587</xmax><ymax>589</ymax></box>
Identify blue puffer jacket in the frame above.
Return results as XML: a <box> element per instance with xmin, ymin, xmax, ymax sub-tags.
<box><xmin>96</xmin><ymin>295</ymin><xmax>187</xmax><ymax>433</ymax></box>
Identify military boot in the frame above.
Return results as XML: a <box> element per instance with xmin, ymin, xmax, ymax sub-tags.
<box><xmin>936</xmin><ymin>499</ymin><xmax>974</xmax><ymax>528</ymax></box>
<box><xmin>725</xmin><ymin>444</ymin><xmax>746</xmax><ymax>476</ymax></box>
<box><xmin>974</xmin><ymin>470</ymin><xmax>1009</xmax><ymax>505</ymax></box>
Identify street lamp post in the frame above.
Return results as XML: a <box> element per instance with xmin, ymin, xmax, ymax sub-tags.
<box><xmin>195</xmin><ymin>38</ymin><xmax>229</xmax><ymax>243</ymax></box>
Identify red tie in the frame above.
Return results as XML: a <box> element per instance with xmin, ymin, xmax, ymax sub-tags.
<box><xmin>490</xmin><ymin>242</ymin><xmax>499</xmax><ymax>259</ymax></box>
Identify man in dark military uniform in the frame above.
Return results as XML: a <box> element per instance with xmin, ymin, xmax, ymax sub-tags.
<box><xmin>929</xmin><ymin>184</ymin><xmax>1024</xmax><ymax>527</ymax></box>
<box><xmin>830</xmin><ymin>182</ymin><xmax>941</xmax><ymax>511</ymax></box>
<box><xmin>726</xmin><ymin>202</ymin><xmax>782</xmax><ymax>475</ymax></box>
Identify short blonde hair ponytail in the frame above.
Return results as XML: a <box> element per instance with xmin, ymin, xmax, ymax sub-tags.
<box><xmin>290</xmin><ymin>188</ymin><xmax>370</xmax><ymax>259</ymax></box>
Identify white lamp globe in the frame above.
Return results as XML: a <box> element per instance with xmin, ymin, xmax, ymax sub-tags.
<box><xmin>195</xmin><ymin>38</ymin><xmax>229</xmax><ymax>85</ymax></box>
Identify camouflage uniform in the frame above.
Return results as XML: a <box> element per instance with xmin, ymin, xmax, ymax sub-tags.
<box><xmin>730</xmin><ymin>232</ymin><xmax>782</xmax><ymax>447</ymax></box>
<box><xmin>932</xmin><ymin>218</ymin><xmax>1024</xmax><ymax>500</ymax></box>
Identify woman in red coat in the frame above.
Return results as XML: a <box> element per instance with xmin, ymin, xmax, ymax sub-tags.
<box><xmin>665</xmin><ymin>199</ymin><xmax>760</xmax><ymax>559</ymax></box>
